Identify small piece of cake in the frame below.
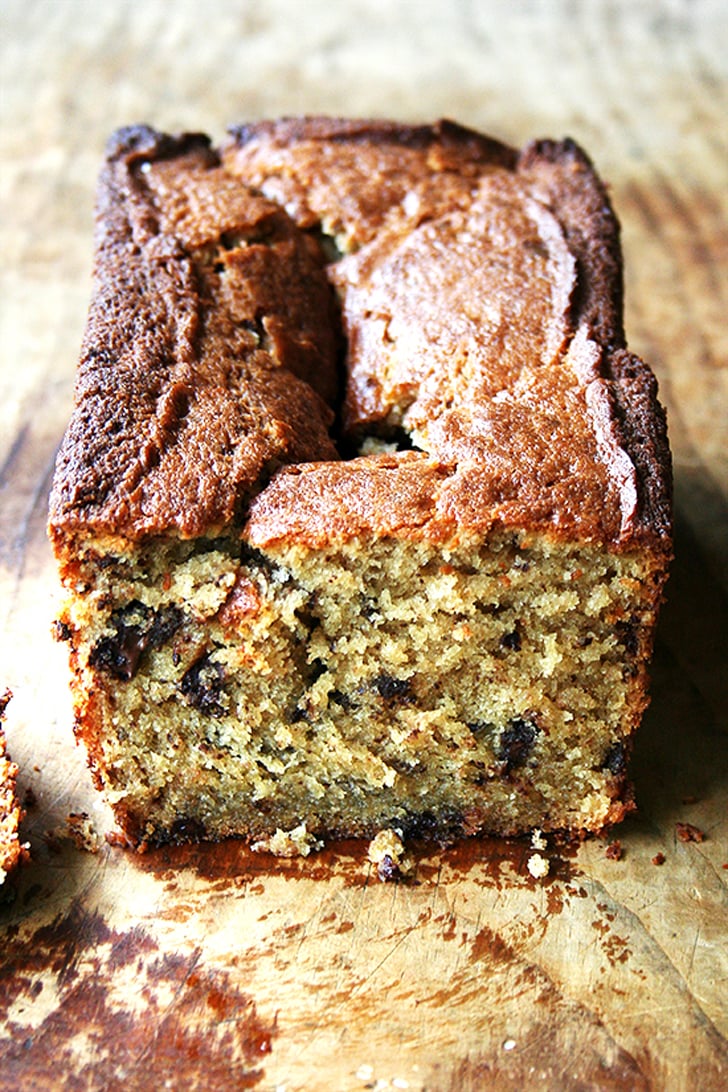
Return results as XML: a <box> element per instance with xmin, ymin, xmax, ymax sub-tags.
<box><xmin>48</xmin><ymin>119</ymin><xmax>672</xmax><ymax>850</ymax></box>
<box><xmin>0</xmin><ymin>691</ymin><xmax>26</xmax><ymax>883</ymax></box>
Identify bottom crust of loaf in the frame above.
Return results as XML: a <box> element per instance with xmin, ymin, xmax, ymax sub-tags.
<box><xmin>54</xmin><ymin>527</ymin><xmax>666</xmax><ymax>852</ymax></box>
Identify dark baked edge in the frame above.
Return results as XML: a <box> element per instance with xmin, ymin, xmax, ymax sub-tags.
<box><xmin>517</xmin><ymin>135</ymin><xmax>673</xmax><ymax>549</ymax></box>
<box><xmin>227</xmin><ymin>114</ymin><xmax>519</xmax><ymax>169</ymax></box>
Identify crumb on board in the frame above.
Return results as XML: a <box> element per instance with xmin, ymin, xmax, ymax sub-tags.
<box><xmin>66</xmin><ymin>812</ymin><xmax>102</xmax><ymax>853</ymax></box>
<box><xmin>367</xmin><ymin>828</ymin><xmax>412</xmax><ymax>882</ymax></box>
<box><xmin>530</xmin><ymin>828</ymin><xmax>547</xmax><ymax>851</ymax></box>
<box><xmin>526</xmin><ymin>852</ymin><xmax>550</xmax><ymax>879</ymax></box>
<box><xmin>605</xmin><ymin>839</ymin><xmax>623</xmax><ymax>861</ymax></box>
<box><xmin>675</xmin><ymin>822</ymin><xmax>706</xmax><ymax>844</ymax></box>
<box><xmin>250</xmin><ymin>822</ymin><xmax>322</xmax><ymax>858</ymax></box>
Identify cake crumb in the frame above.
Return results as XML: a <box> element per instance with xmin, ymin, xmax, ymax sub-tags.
<box><xmin>527</xmin><ymin>852</ymin><xmax>550</xmax><ymax>879</ymax></box>
<box><xmin>652</xmin><ymin>852</ymin><xmax>666</xmax><ymax>865</ymax></box>
<box><xmin>251</xmin><ymin>823</ymin><xmax>322</xmax><ymax>857</ymax></box>
<box><xmin>676</xmin><ymin>822</ymin><xmax>705</xmax><ymax>843</ymax></box>
<box><xmin>531</xmin><ymin>828</ymin><xmax>547</xmax><ymax>851</ymax></box>
<box><xmin>66</xmin><ymin>812</ymin><xmax>102</xmax><ymax>853</ymax></box>
<box><xmin>367</xmin><ymin>828</ymin><xmax>412</xmax><ymax>882</ymax></box>
<box><xmin>605</xmin><ymin>839</ymin><xmax>623</xmax><ymax>861</ymax></box>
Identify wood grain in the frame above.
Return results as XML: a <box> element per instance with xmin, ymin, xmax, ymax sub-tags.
<box><xmin>1</xmin><ymin>2</ymin><xmax>726</xmax><ymax>1089</ymax></box>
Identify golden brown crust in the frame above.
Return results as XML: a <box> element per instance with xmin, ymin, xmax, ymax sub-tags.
<box><xmin>49</xmin><ymin>118</ymin><xmax>672</xmax><ymax>557</ymax></box>
<box><xmin>225</xmin><ymin>119</ymin><xmax>671</xmax><ymax>552</ymax></box>
<box><xmin>49</xmin><ymin>126</ymin><xmax>340</xmax><ymax>543</ymax></box>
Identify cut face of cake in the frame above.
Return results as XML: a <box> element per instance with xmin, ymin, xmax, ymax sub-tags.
<box><xmin>48</xmin><ymin>119</ymin><xmax>672</xmax><ymax>850</ymax></box>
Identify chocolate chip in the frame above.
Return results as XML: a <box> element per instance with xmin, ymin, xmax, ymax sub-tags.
<box><xmin>372</xmin><ymin>674</ymin><xmax>413</xmax><ymax>703</ymax></box>
<box><xmin>90</xmin><ymin>633</ymin><xmax>140</xmax><ymax>681</ymax></box>
<box><xmin>498</xmin><ymin>718</ymin><xmax>538</xmax><ymax>774</ymax></box>
<box><xmin>500</xmin><ymin>628</ymin><xmax>521</xmax><ymax>651</ymax></box>
<box><xmin>603</xmin><ymin>742</ymin><xmax>627</xmax><ymax>776</ymax></box>
<box><xmin>329</xmin><ymin>689</ymin><xmax>355</xmax><ymax>711</ymax></box>
<box><xmin>89</xmin><ymin>620</ymin><xmax>149</xmax><ymax>682</ymax></box>
<box><xmin>89</xmin><ymin>602</ymin><xmax>183</xmax><ymax>681</ymax></box>
<box><xmin>615</xmin><ymin>617</ymin><xmax>640</xmax><ymax>656</ymax></box>
<box><xmin>180</xmin><ymin>653</ymin><xmax>226</xmax><ymax>717</ymax></box>
<box><xmin>149</xmin><ymin>605</ymin><xmax>183</xmax><ymax>647</ymax></box>
<box><xmin>377</xmin><ymin>855</ymin><xmax>400</xmax><ymax>882</ymax></box>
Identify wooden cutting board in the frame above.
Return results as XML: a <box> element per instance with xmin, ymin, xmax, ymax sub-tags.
<box><xmin>1</xmin><ymin>2</ymin><xmax>726</xmax><ymax>1089</ymax></box>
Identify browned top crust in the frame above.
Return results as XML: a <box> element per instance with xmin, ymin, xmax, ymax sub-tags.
<box><xmin>49</xmin><ymin>118</ymin><xmax>672</xmax><ymax>554</ymax></box>
<box><xmin>49</xmin><ymin>125</ymin><xmax>340</xmax><ymax>542</ymax></box>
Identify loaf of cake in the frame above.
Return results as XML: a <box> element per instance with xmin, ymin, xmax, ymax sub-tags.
<box><xmin>0</xmin><ymin>691</ymin><xmax>26</xmax><ymax>883</ymax></box>
<box><xmin>48</xmin><ymin>118</ymin><xmax>672</xmax><ymax>851</ymax></box>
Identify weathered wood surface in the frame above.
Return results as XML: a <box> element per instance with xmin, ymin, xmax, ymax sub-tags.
<box><xmin>1</xmin><ymin>2</ymin><xmax>726</xmax><ymax>1089</ymax></box>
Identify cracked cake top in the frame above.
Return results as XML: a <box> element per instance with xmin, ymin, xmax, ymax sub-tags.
<box><xmin>49</xmin><ymin>119</ymin><xmax>672</xmax><ymax>553</ymax></box>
